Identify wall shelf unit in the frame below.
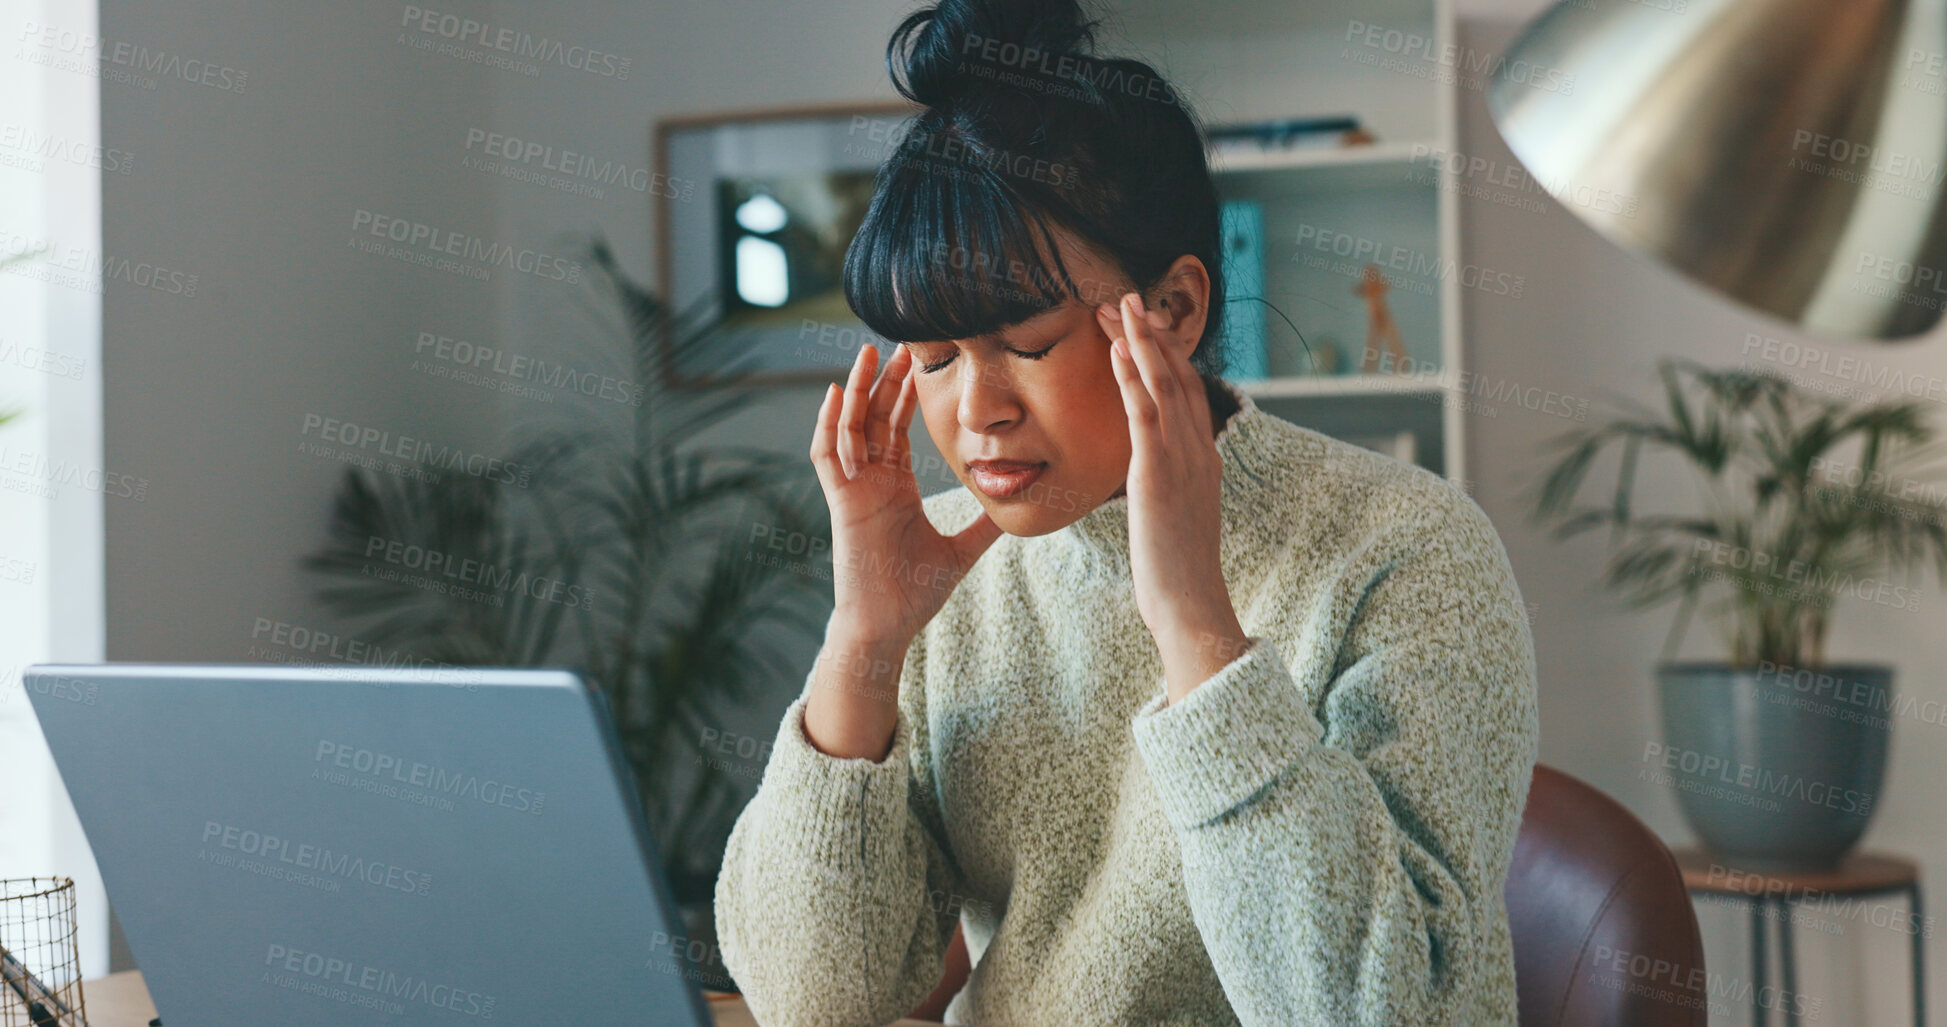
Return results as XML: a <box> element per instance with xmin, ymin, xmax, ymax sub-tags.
<box><xmin>1118</xmin><ymin>0</ymin><xmax>1466</xmax><ymax>484</ymax></box>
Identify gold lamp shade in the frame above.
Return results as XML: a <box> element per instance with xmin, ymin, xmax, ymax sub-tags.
<box><xmin>1485</xmin><ymin>0</ymin><xmax>1947</xmax><ymax>340</ymax></box>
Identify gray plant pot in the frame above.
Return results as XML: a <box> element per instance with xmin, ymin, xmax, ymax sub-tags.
<box><xmin>1654</xmin><ymin>661</ymin><xmax>1891</xmax><ymax>872</ymax></box>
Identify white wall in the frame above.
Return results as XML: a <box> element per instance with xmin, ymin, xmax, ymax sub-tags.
<box><xmin>101</xmin><ymin>1</ymin><xmax>507</xmax><ymax>668</ymax></box>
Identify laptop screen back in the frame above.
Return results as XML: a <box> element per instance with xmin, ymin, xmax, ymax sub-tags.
<box><xmin>24</xmin><ymin>662</ymin><xmax>714</xmax><ymax>1027</ymax></box>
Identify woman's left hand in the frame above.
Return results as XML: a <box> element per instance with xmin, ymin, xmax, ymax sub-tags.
<box><xmin>1097</xmin><ymin>292</ymin><xmax>1250</xmax><ymax>705</ymax></box>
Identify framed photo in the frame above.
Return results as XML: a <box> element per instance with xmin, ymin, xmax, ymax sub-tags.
<box><xmin>653</xmin><ymin>100</ymin><xmax>920</xmax><ymax>388</ymax></box>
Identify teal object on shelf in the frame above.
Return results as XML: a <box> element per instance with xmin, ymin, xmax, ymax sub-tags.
<box><xmin>1218</xmin><ymin>199</ymin><xmax>1266</xmax><ymax>380</ymax></box>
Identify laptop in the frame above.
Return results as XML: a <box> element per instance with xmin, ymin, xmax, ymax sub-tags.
<box><xmin>23</xmin><ymin>662</ymin><xmax>718</xmax><ymax>1026</ymax></box>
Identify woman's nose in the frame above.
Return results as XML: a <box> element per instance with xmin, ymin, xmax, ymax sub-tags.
<box><xmin>955</xmin><ymin>357</ymin><xmax>1023</xmax><ymax>433</ymax></box>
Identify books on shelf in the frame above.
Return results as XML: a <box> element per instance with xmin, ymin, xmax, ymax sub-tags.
<box><xmin>1206</xmin><ymin>115</ymin><xmax>1373</xmax><ymax>158</ymax></box>
<box><xmin>1218</xmin><ymin>199</ymin><xmax>1267</xmax><ymax>381</ymax></box>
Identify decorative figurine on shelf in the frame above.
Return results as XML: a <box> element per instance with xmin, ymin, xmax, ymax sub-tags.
<box><xmin>1355</xmin><ymin>263</ymin><xmax>1412</xmax><ymax>375</ymax></box>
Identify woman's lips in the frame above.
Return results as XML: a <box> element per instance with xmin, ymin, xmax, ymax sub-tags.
<box><xmin>968</xmin><ymin>461</ymin><xmax>1046</xmax><ymax>499</ymax></box>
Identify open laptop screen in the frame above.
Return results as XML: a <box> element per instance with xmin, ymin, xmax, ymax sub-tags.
<box><xmin>24</xmin><ymin>662</ymin><xmax>714</xmax><ymax>1027</ymax></box>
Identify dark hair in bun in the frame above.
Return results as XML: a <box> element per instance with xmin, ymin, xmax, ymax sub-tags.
<box><xmin>842</xmin><ymin>0</ymin><xmax>1232</xmax><ymax>381</ymax></box>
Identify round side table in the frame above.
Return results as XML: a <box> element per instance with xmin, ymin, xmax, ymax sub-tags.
<box><xmin>1674</xmin><ymin>847</ymin><xmax>1926</xmax><ymax>1026</ymax></box>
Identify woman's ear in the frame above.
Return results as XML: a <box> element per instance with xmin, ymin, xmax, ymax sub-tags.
<box><xmin>1148</xmin><ymin>257</ymin><xmax>1210</xmax><ymax>353</ymax></box>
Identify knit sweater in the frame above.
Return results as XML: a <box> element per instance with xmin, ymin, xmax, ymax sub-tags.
<box><xmin>714</xmin><ymin>381</ymin><xmax>1540</xmax><ymax>1026</ymax></box>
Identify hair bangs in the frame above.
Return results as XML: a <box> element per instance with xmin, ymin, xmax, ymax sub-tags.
<box><xmin>843</xmin><ymin>153</ymin><xmax>1082</xmax><ymax>345</ymax></box>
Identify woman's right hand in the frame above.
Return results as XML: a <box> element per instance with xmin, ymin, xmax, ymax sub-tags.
<box><xmin>810</xmin><ymin>343</ymin><xmax>1005</xmax><ymax>649</ymax></box>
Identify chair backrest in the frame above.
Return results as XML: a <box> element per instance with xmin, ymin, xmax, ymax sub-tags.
<box><xmin>906</xmin><ymin>919</ymin><xmax>971</xmax><ymax>1022</ymax></box>
<box><xmin>1506</xmin><ymin>763</ymin><xmax>1708</xmax><ymax>1026</ymax></box>
<box><xmin>909</xmin><ymin>763</ymin><xmax>1710</xmax><ymax>1025</ymax></box>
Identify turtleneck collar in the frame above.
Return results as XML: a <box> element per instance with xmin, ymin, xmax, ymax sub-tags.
<box><xmin>1058</xmin><ymin>378</ymin><xmax>1291</xmax><ymax>565</ymax></box>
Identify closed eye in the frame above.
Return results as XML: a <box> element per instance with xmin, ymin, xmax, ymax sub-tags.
<box><xmin>910</xmin><ymin>340</ymin><xmax>1059</xmax><ymax>374</ymax></box>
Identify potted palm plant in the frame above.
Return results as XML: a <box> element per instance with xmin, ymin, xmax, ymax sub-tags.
<box><xmin>1525</xmin><ymin>356</ymin><xmax>1947</xmax><ymax>870</ymax></box>
<box><xmin>303</xmin><ymin>237</ymin><xmax>833</xmax><ymax>984</ymax></box>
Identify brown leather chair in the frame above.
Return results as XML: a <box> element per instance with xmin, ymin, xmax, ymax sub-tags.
<box><xmin>1506</xmin><ymin>763</ymin><xmax>1707</xmax><ymax>1026</ymax></box>
<box><xmin>906</xmin><ymin>763</ymin><xmax>1708</xmax><ymax>1026</ymax></box>
<box><xmin>905</xmin><ymin>923</ymin><xmax>972</xmax><ymax>1022</ymax></box>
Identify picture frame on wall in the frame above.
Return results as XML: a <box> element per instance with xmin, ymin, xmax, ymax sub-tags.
<box><xmin>653</xmin><ymin>100</ymin><xmax>920</xmax><ymax>389</ymax></box>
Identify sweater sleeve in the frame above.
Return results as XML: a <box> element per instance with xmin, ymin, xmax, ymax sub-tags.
<box><xmin>1129</xmin><ymin>482</ymin><xmax>1538</xmax><ymax>1027</ymax></box>
<box><xmin>713</xmin><ymin>626</ymin><xmax>965</xmax><ymax>1027</ymax></box>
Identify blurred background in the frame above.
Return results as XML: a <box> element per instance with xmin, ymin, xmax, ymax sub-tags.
<box><xmin>4</xmin><ymin>0</ymin><xmax>1947</xmax><ymax>1022</ymax></box>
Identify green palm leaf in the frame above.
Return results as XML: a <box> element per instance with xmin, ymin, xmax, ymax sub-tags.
<box><xmin>1523</xmin><ymin>356</ymin><xmax>1947</xmax><ymax>670</ymax></box>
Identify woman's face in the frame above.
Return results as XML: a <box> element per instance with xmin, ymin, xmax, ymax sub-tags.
<box><xmin>900</xmin><ymin>233</ymin><xmax>1188</xmax><ymax>537</ymax></box>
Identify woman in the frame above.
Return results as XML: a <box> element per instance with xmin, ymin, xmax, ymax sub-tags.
<box><xmin>714</xmin><ymin>1</ymin><xmax>1539</xmax><ymax>1024</ymax></box>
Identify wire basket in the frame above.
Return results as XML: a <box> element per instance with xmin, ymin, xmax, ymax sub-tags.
<box><xmin>0</xmin><ymin>877</ymin><xmax>87</xmax><ymax>1027</ymax></box>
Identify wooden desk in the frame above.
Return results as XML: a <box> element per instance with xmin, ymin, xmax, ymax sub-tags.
<box><xmin>76</xmin><ymin>970</ymin><xmax>935</xmax><ymax>1026</ymax></box>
